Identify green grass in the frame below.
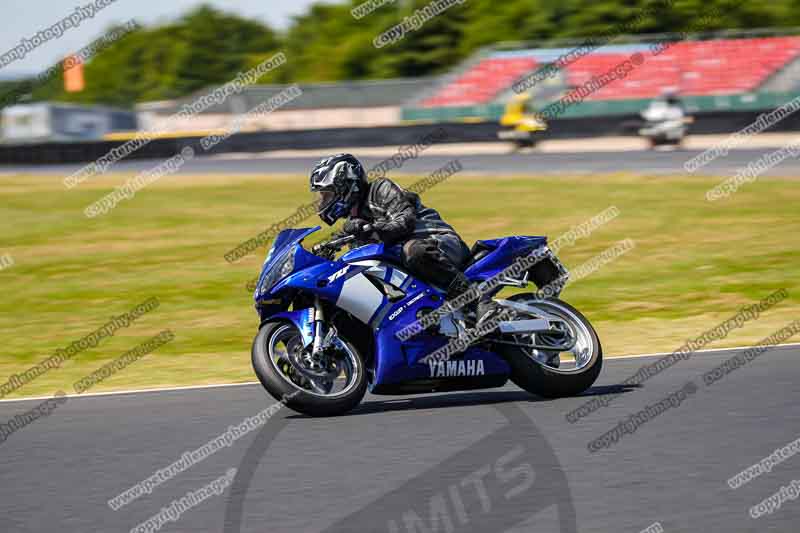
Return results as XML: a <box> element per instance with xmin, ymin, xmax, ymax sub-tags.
<box><xmin>1</xmin><ymin>171</ymin><xmax>798</xmax><ymax>399</ymax></box>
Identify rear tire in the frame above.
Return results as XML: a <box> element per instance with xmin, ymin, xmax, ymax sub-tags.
<box><xmin>252</xmin><ymin>320</ymin><xmax>367</xmax><ymax>417</ymax></box>
<box><xmin>501</xmin><ymin>296</ymin><xmax>602</xmax><ymax>398</ymax></box>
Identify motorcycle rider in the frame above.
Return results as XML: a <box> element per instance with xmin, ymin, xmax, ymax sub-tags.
<box><xmin>641</xmin><ymin>89</ymin><xmax>685</xmax><ymax>122</ymax></box>
<box><xmin>309</xmin><ymin>153</ymin><xmax>495</xmax><ymax>324</ymax></box>
<box><xmin>639</xmin><ymin>89</ymin><xmax>688</xmax><ymax>148</ymax></box>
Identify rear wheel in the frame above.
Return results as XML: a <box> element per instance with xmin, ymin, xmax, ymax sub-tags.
<box><xmin>500</xmin><ymin>295</ymin><xmax>602</xmax><ymax>398</ymax></box>
<box><xmin>252</xmin><ymin>320</ymin><xmax>367</xmax><ymax>416</ymax></box>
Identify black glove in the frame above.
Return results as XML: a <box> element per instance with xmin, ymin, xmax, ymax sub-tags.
<box><xmin>343</xmin><ymin>218</ymin><xmax>371</xmax><ymax>237</ymax></box>
<box><xmin>371</xmin><ymin>220</ymin><xmax>390</xmax><ymax>233</ymax></box>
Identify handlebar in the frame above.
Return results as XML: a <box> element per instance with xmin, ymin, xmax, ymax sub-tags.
<box><xmin>312</xmin><ymin>225</ymin><xmax>372</xmax><ymax>256</ymax></box>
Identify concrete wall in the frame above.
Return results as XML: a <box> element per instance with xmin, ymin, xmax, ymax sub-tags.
<box><xmin>138</xmin><ymin>106</ymin><xmax>402</xmax><ymax>133</ymax></box>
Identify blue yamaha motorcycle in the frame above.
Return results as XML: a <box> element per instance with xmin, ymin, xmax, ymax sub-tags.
<box><xmin>251</xmin><ymin>226</ymin><xmax>602</xmax><ymax>416</ymax></box>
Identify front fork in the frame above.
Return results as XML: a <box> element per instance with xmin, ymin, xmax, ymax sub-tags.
<box><xmin>312</xmin><ymin>296</ymin><xmax>325</xmax><ymax>355</ymax></box>
<box><xmin>310</xmin><ymin>296</ymin><xmax>337</xmax><ymax>356</ymax></box>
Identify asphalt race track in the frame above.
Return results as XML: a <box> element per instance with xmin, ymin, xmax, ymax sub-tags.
<box><xmin>3</xmin><ymin>147</ymin><xmax>800</xmax><ymax>177</ymax></box>
<box><xmin>1</xmin><ymin>345</ymin><xmax>799</xmax><ymax>533</ymax></box>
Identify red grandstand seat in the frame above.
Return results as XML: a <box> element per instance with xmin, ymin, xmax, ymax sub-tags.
<box><xmin>420</xmin><ymin>36</ymin><xmax>800</xmax><ymax>108</ymax></box>
<box><xmin>421</xmin><ymin>57</ymin><xmax>538</xmax><ymax>107</ymax></box>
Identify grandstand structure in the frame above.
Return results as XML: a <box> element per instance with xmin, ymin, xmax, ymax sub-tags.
<box><xmin>136</xmin><ymin>77</ymin><xmax>436</xmax><ymax>133</ymax></box>
<box><xmin>129</xmin><ymin>29</ymin><xmax>800</xmax><ymax>134</ymax></box>
<box><xmin>404</xmin><ymin>30</ymin><xmax>800</xmax><ymax>122</ymax></box>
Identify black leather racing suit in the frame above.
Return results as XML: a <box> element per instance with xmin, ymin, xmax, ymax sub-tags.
<box><xmin>347</xmin><ymin>178</ymin><xmax>471</xmax><ymax>293</ymax></box>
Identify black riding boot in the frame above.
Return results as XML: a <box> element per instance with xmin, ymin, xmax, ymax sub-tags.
<box><xmin>445</xmin><ymin>271</ymin><xmax>472</xmax><ymax>300</ymax></box>
<box><xmin>475</xmin><ymin>295</ymin><xmax>502</xmax><ymax>327</ymax></box>
<box><xmin>445</xmin><ymin>272</ymin><xmax>499</xmax><ymax>326</ymax></box>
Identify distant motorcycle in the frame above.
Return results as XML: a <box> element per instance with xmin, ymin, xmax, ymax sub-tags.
<box><xmin>497</xmin><ymin>93</ymin><xmax>548</xmax><ymax>150</ymax></box>
<box><xmin>639</xmin><ymin>116</ymin><xmax>692</xmax><ymax>148</ymax></box>
<box><xmin>638</xmin><ymin>94</ymin><xmax>692</xmax><ymax>149</ymax></box>
<box><xmin>251</xmin><ymin>226</ymin><xmax>602</xmax><ymax>416</ymax></box>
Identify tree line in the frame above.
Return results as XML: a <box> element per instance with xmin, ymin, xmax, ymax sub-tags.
<box><xmin>2</xmin><ymin>0</ymin><xmax>793</xmax><ymax>108</ymax></box>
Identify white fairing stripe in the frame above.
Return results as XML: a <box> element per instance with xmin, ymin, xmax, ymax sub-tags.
<box><xmin>366</xmin><ymin>265</ymin><xmax>388</xmax><ymax>279</ymax></box>
<box><xmin>336</xmin><ymin>273</ymin><xmax>385</xmax><ymax>323</ymax></box>
<box><xmin>390</xmin><ymin>269</ymin><xmax>408</xmax><ymax>287</ymax></box>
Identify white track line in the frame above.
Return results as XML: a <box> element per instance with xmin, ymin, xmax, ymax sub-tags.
<box><xmin>607</xmin><ymin>342</ymin><xmax>800</xmax><ymax>360</ymax></box>
<box><xmin>0</xmin><ymin>381</ymin><xmax>260</xmax><ymax>404</ymax></box>
<box><xmin>1</xmin><ymin>342</ymin><xmax>799</xmax><ymax>405</ymax></box>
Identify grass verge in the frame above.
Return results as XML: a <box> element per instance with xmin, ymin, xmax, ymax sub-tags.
<box><xmin>0</xmin><ymin>171</ymin><xmax>797</xmax><ymax>398</ymax></box>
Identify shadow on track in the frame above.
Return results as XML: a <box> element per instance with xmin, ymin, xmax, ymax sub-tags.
<box><xmin>284</xmin><ymin>383</ymin><xmax>641</xmax><ymax>418</ymax></box>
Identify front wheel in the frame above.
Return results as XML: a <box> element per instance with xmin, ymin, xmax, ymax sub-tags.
<box><xmin>252</xmin><ymin>320</ymin><xmax>367</xmax><ymax>416</ymax></box>
<box><xmin>499</xmin><ymin>296</ymin><xmax>602</xmax><ymax>398</ymax></box>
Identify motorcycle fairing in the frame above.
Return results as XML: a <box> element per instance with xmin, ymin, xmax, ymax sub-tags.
<box><xmin>257</xmin><ymin>228</ymin><xmax>516</xmax><ymax>391</ymax></box>
<box><xmin>254</xmin><ymin>226</ymin><xmax>322</xmax><ymax>303</ymax></box>
<box><xmin>340</xmin><ymin>242</ymin><xmax>403</xmax><ymax>264</ymax></box>
<box><xmin>371</xmin><ymin>327</ymin><xmax>511</xmax><ymax>390</ymax></box>
<box><xmin>464</xmin><ymin>235</ymin><xmax>548</xmax><ymax>282</ymax></box>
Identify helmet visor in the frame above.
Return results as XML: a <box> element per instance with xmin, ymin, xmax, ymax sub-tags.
<box><xmin>316</xmin><ymin>190</ymin><xmax>337</xmax><ymax>212</ymax></box>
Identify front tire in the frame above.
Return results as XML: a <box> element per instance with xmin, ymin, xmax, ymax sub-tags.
<box><xmin>252</xmin><ymin>320</ymin><xmax>367</xmax><ymax>417</ymax></box>
<box><xmin>500</xmin><ymin>296</ymin><xmax>602</xmax><ymax>398</ymax></box>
